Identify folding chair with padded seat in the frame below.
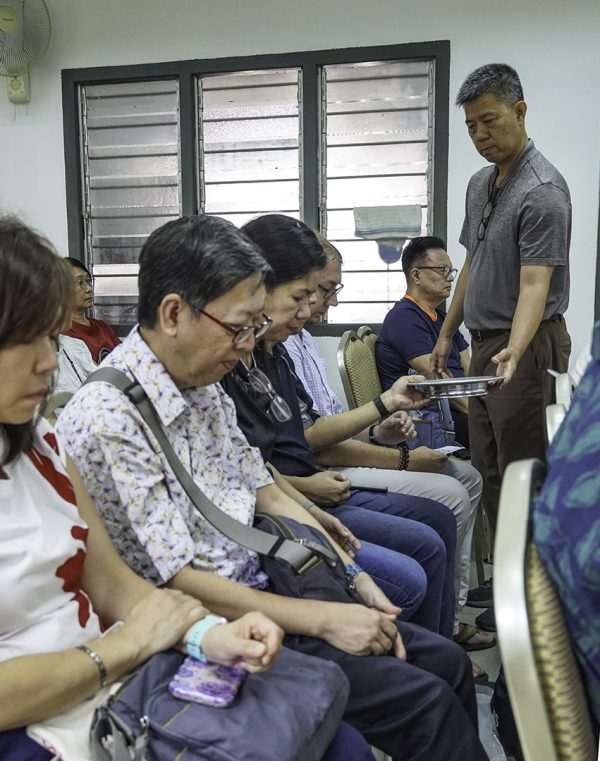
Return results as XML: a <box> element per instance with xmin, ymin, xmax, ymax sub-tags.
<box><xmin>495</xmin><ymin>458</ymin><xmax>596</xmax><ymax>761</ymax></box>
<box><xmin>337</xmin><ymin>330</ymin><xmax>383</xmax><ymax>410</ymax></box>
<box><xmin>357</xmin><ymin>325</ymin><xmax>378</xmax><ymax>358</ymax></box>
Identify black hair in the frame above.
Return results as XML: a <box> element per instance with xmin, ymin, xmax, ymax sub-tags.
<box><xmin>402</xmin><ymin>236</ymin><xmax>446</xmax><ymax>274</ymax></box>
<box><xmin>137</xmin><ymin>214</ymin><xmax>272</xmax><ymax>327</ymax></box>
<box><xmin>0</xmin><ymin>216</ymin><xmax>73</xmax><ymax>465</ymax></box>
<box><xmin>241</xmin><ymin>214</ymin><xmax>326</xmax><ymax>288</ymax></box>
<box><xmin>456</xmin><ymin>63</ymin><xmax>524</xmax><ymax>107</ymax></box>
<box><xmin>64</xmin><ymin>256</ymin><xmax>92</xmax><ymax>278</ymax></box>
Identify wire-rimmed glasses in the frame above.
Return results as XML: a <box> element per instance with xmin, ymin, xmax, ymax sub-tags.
<box><xmin>415</xmin><ymin>266</ymin><xmax>458</xmax><ymax>280</ymax></box>
<box><xmin>240</xmin><ymin>359</ymin><xmax>292</xmax><ymax>422</ymax></box>
<box><xmin>197</xmin><ymin>310</ymin><xmax>272</xmax><ymax>346</ymax></box>
<box><xmin>74</xmin><ymin>276</ymin><xmax>93</xmax><ymax>290</ymax></box>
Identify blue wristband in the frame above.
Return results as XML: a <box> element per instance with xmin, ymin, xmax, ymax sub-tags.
<box><xmin>185</xmin><ymin>614</ymin><xmax>227</xmax><ymax>663</ymax></box>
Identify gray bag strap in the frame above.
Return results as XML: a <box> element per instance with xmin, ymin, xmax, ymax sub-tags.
<box><xmin>90</xmin><ymin>704</ymin><xmax>147</xmax><ymax>761</ymax></box>
<box><xmin>84</xmin><ymin>367</ymin><xmax>336</xmax><ymax>573</ymax></box>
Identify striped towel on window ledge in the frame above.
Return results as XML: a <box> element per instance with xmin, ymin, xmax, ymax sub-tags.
<box><xmin>353</xmin><ymin>204</ymin><xmax>422</xmax><ymax>242</ymax></box>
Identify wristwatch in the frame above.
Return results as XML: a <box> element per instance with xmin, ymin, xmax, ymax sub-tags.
<box><xmin>368</xmin><ymin>424</ymin><xmax>381</xmax><ymax>446</ymax></box>
<box><xmin>345</xmin><ymin>561</ymin><xmax>364</xmax><ymax>591</ymax></box>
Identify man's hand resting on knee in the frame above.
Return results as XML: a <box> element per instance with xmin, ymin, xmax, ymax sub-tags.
<box><xmin>320</xmin><ymin>603</ymin><xmax>406</xmax><ymax>661</ymax></box>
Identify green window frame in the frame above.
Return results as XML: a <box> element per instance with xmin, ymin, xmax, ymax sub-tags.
<box><xmin>62</xmin><ymin>41</ymin><xmax>450</xmax><ymax>336</ymax></box>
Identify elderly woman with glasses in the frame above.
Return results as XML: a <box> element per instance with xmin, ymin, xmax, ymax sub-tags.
<box><xmin>63</xmin><ymin>258</ymin><xmax>120</xmax><ymax>363</ymax></box>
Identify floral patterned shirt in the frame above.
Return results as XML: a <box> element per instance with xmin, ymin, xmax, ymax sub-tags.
<box><xmin>56</xmin><ymin>327</ymin><xmax>272</xmax><ymax>588</ymax></box>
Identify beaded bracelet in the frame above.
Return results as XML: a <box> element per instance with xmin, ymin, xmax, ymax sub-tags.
<box><xmin>185</xmin><ymin>614</ymin><xmax>227</xmax><ymax>663</ymax></box>
<box><xmin>76</xmin><ymin>645</ymin><xmax>108</xmax><ymax>688</ymax></box>
<box><xmin>398</xmin><ymin>442</ymin><xmax>410</xmax><ymax>471</ymax></box>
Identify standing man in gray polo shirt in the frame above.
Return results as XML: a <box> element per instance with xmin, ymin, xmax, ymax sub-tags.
<box><xmin>431</xmin><ymin>63</ymin><xmax>571</xmax><ymax>538</ymax></box>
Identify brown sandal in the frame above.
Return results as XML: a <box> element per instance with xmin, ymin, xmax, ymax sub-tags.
<box><xmin>453</xmin><ymin>622</ymin><xmax>497</xmax><ymax>651</ymax></box>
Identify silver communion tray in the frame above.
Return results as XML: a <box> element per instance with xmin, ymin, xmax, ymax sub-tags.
<box><xmin>412</xmin><ymin>376</ymin><xmax>504</xmax><ymax>399</ymax></box>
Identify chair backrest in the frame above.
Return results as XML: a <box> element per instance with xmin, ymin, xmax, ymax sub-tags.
<box><xmin>337</xmin><ymin>330</ymin><xmax>382</xmax><ymax>409</ymax></box>
<box><xmin>545</xmin><ymin>403</ymin><xmax>566</xmax><ymax>444</ymax></box>
<box><xmin>495</xmin><ymin>458</ymin><xmax>596</xmax><ymax>761</ymax></box>
<box><xmin>554</xmin><ymin>372</ymin><xmax>574</xmax><ymax>410</ymax></box>
<box><xmin>357</xmin><ymin>325</ymin><xmax>378</xmax><ymax>358</ymax></box>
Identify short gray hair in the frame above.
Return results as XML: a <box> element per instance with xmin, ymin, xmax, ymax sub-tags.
<box><xmin>456</xmin><ymin>63</ymin><xmax>524</xmax><ymax>107</ymax></box>
<box><xmin>137</xmin><ymin>215</ymin><xmax>272</xmax><ymax>327</ymax></box>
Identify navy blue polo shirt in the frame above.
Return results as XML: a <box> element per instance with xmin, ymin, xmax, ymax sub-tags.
<box><xmin>376</xmin><ymin>297</ymin><xmax>468</xmax><ymax>390</ymax></box>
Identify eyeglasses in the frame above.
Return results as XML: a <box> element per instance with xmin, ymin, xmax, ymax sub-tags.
<box><xmin>477</xmin><ymin>198</ymin><xmax>495</xmax><ymax>241</ymax></box>
<box><xmin>197</xmin><ymin>309</ymin><xmax>272</xmax><ymax>346</ymax></box>
<box><xmin>415</xmin><ymin>266</ymin><xmax>458</xmax><ymax>280</ymax></box>
<box><xmin>317</xmin><ymin>283</ymin><xmax>344</xmax><ymax>300</ymax></box>
<box><xmin>74</xmin><ymin>276</ymin><xmax>93</xmax><ymax>290</ymax></box>
<box><xmin>241</xmin><ymin>360</ymin><xmax>292</xmax><ymax>422</ymax></box>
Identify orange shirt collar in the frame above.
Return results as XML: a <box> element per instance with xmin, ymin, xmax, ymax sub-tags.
<box><xmin>404</xmin><ymin>293</ymin><xmax>438</xmax><ymax>321</ymax></box>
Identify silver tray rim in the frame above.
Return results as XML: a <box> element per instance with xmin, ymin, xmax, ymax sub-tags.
<box><xmin>412</xmin><ymin>375</ymin><xmax>504</xmax><ymax>398</ymax></box>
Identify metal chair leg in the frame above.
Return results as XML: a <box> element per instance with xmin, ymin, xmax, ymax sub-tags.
<box><xmin>473</xmin><ymin>507</ymin><xmax>486</xmax><ymax>585</ymax></box>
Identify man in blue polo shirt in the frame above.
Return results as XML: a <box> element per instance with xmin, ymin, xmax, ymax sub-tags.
<box><xmin>376</xmin><ymin>236</ymin><xmax>471</xmax><ymax>448</ymax></box>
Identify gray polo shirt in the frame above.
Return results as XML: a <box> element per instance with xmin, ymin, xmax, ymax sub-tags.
<box><xmin>460</xmin><ymin>140</ymin><xmax>571</xmax><ymax>331</ymax></box>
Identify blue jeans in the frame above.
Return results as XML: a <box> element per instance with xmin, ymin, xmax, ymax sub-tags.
<box><xmin>323</xmin><ymin>722</ymin><xmax>376</xmax><ymax>761</ymax></box>
<box><xmin>331</xmin><ymin>489</ymin><xmax>456</xmax><ymax>638</ymax></box>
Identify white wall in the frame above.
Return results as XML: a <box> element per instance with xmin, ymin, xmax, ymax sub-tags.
<box><xmin>1</xmin><ymin>0</ymin><xmax>599</xmax><ymax>360</ymax></box>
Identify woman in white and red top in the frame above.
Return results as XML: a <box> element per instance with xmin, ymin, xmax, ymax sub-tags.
<box><xmin>62</xmin><ymin>258</ymin><xmax>121</xmax><ymax>363</ymax></box>
<box><xmin>0</xmin><ymin>217</ymin><xmax>283</xmax><ymax>761</ymax></box>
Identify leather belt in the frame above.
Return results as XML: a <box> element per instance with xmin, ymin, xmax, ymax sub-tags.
<box><xmin>469</xmin><ymin>328</ymin><xmax>509</xmax><ymax>341</ymax></box>
<box><xmin>470</xmin><ymin>315</ymin><xmax>562</xmax><ymax>342</ymax></box>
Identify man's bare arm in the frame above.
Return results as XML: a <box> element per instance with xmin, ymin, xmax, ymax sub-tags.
<box><xmin>314</xmin><ymin>438</ymin><xmax>403</xmax><ymax>469</ymax></box>
<box><xmin>169</xmin><ymin>553</ymin><xmax>402</xmax><ymax>657</ymax></box>
<box><xmin>305</xmin><ymin>376</ymin><xmax>426</xmax><ymax>451</ymax></box>
<box><xmin>491</xmin><ymin>265</ymin><xmax>554</xmax><ymax>384</ymax></box>
<box><xmin>431</xmin><ymin>258</ymin><xmax>470</xmax><ymax>376</ymax></box>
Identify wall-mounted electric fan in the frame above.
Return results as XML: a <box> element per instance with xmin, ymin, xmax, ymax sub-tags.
<box><xmin>0</xmin><ymin>0</ymin><xmax>51</xmax><ymax>103</ymax></box>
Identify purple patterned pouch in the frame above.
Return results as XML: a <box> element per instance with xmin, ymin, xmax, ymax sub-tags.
<box><xmin>168</xmin><ymin>657</ymin><xmax>246</xmax><ymax>707</ymax></box>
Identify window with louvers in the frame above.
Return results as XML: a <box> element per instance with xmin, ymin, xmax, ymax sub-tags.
<box><xmin>322</xmin><ymin>60</ymin><xmax>432</xmax><ymax>324</ymax></box>
<box><xmin>200</xmin><ymin>68</ymin><xmax>301</xmax><ymax>227</ymax></box>
<box><xmin>70</xmin><ymin>44</ymin><xmax>446</xmax><ymax>334</ymax></box>
<box><xmin>79</xmin><ymin>79</ymin><xmax>181</xmax><ymax>332</ymax></box>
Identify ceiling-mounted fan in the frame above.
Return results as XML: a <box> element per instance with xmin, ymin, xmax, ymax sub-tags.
<box><xmin>0</xmin><ymin>0</ymin><xmax>51</xmax><ymax>103</ymax></box>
